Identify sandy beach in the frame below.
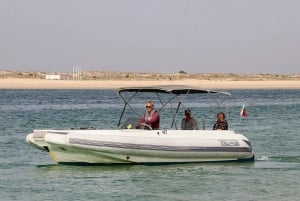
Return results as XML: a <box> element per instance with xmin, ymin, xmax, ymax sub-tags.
<box><xmin>1</xmin><ymin>78</ymin><xmax>300</xmax><ymax>89</ymax></box>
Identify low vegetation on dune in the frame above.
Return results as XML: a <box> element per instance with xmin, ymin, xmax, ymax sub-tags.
<box><xmin>0</xmin><ymin>70</ymin><xmax>299</xmax><ymax>81</ymax></box>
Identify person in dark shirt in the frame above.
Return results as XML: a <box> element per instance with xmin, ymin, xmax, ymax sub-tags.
<box><xmin>137</xmin><ymin>101</ymin><xmax>160</xmax><ymax>129</ymax></box>
<box><xmin>213</xmin><ymin>112</ymin><xmax>228</xmax><ymax>130</ymax></box>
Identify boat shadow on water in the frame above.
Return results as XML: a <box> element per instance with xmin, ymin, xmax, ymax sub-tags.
<box><xmin>36</xmin><ymin>159</ymin><xmax>256</xmax><ymax>172</ymax></box>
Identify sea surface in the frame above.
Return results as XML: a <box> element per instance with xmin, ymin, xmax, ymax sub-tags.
<box><xmin>0</xmin><ymin>89</ymin><xmax>299</xmax><ymax>201</ymax></box>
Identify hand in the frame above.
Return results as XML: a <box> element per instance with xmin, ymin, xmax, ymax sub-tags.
<box><xmin>138</xmin><ymin>123</ymin><xmax>153</xmax><ymax>130</ymax></box>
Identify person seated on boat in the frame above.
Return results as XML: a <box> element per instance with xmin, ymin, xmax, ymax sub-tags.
<box><xmin>213</xmin><ymin>112</ymin><xmax>228</xmax><ymax>130</ymax></box>
<box><xmin>181</xmin><ymin>108</ymin><xmax>199</xmax><ymax>130</ymax></box>
<box><xmin>137</xmin><ymin>100</ymin><xmax>160</xmax><ymax>129</ymax></box>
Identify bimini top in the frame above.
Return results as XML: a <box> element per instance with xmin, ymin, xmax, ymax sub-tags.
<box><xmin>118</xmin><ymin>85</ymin><xmax>231</xmax><ymax>96</ymax></box>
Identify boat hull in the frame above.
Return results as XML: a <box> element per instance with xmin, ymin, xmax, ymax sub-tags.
<box><xmin>26</xmin><ymin>129</ymin><xmax>254</xmax><ymax>164</ymax></box>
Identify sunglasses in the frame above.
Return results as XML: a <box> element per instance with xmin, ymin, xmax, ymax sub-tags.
<box><xmin>146</xmin><ymin>105</ymin><xmax>152</xmax><ymax>108</ymax></box>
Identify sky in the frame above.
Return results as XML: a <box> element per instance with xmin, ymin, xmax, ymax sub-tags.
<box><xmin>1</xmin><ymin>0</ymin><xmax>300</xmax><ymax>74</ymax></box>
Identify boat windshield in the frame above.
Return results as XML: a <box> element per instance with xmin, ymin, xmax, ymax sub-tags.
<box><xmin>119</xmin><ymin>117</ymin><xmax>140</xmax><ymax>129</ymax></box>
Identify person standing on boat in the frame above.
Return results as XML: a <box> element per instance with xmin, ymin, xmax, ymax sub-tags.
<box><xmin>137</xmin><ymin>101</ymin><xmax>160</xmax><ymax>129</ymax></box>
<box><xmin>181</xmin><ymin>108</ymin><xmax>199</xmax><ymax>130</ymax></box>
<box><xmin>213</xmin><ymin>112</ymin><xmax>228</xmax><ymax>130</ymax></box>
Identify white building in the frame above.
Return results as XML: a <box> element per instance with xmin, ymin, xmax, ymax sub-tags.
<box><xmin>45</xmin><ymin>74</ymin><xmax>61</xmax><ymax>80</ymax></box>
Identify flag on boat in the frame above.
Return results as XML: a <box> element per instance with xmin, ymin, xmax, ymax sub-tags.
<box><xmin>240</xmin><ymin>103</ymin><xmax>247</xmax><ymax>117</ymax></box>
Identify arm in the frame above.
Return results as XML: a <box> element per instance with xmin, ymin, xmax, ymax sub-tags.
<box><xmin>138</xmin><ymin>114</ymin><xmax>145</xmax><ymax>124</ymax></box>
<box><xmin>213</xmin><ymin>122</ymin><xmax>217</xmax><ymax>130</ymax></box>
<box><xmin>181</xmin><ymin>118</ymin><xmax>185</xmax><ymax>129</ymax></box>
<box><xmin>136</xmin><ymin>115</ymin><xmax>146</xmax><ymax>129</ymax></box>
<box><xmin>191</xmin><ymin>118</ymin><xmax>199</xmax><ymax>130</ymax></box>
<box><xmin>224</xmin><ymin>121</ymin><xmax>228</xmax><ymax>130</ymax></box>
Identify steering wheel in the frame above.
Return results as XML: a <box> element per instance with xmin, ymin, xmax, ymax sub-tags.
<box><xmin>139</xmin><ymin>123</ymin><xmax>153</xmax><ymax>130</ymax></box>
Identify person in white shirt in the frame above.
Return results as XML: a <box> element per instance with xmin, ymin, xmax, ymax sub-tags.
<box><xmin>181</xmin><ymin>108</ymin><xmax>199</xmax><ymax>130</ymax></box>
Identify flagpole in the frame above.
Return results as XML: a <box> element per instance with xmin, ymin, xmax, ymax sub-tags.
<box><xmin>239</xmin><ymin>100</ymin><xmax>247</xmax><ymax>124</ymax></box>
<box><xmin>239</xmin><ymin>104</ymin><xmax>243</xmax><ymax>124</ymax></box>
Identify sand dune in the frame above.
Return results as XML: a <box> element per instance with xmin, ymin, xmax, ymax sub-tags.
<box><xmin>1</xmin><ymin>78</ymin><xmax>300</xmax><ymax>89</ymax></box>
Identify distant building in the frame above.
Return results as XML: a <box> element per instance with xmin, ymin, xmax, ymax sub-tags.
<box><xmin>45</xmin><ymin>74</ymin><xmax>71</xmax><ymax>80</ymax></box>
<box><xmin>46</xmin><ymin>74</ymin><xmax>61</xmax><ymax>80</ymax></box>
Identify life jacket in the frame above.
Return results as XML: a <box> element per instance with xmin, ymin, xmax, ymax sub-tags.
<box><xmin>144</xmin><ymin>109</ymin><xmax>160</xmax><ymax>129</ymax></box>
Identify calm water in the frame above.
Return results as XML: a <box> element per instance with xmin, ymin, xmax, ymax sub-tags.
<box><xmin>0</xmin><ymin>89</ymin><xmax>299</xmax><ymax>201</ymax></box>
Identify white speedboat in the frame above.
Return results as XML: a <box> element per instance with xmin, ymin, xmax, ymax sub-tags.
<box><xmin>26</xmin><ymin>86</ymin><xmax>254</xmax><ymax>164</ymax></box>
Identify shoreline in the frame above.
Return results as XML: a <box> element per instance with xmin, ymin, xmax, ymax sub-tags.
<box><xmin>1</xmin><ymin>78</ymin><xmax>300</xmax><ymax>90</ymax></box>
